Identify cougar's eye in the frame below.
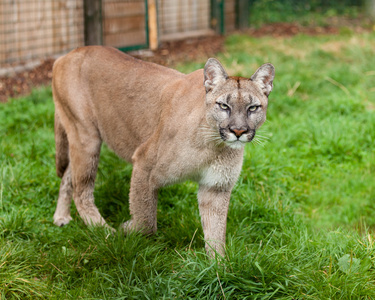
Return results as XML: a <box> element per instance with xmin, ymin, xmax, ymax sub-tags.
<box><xmin>218</xmin><ymin>103</ymin><xmax>230</xmax><ymax>111</ymax></box>
<box><xmin>249</xmin><ymin>105</ymin><xmax>259</xmax><ymax>112</ymax></box>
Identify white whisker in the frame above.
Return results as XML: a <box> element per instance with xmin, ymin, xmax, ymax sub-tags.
<box><xmin>255</xmin><ymin>135</ymin><xmax>270</xmax><ymax>140</ymax></box>
<box><xmin>199</xmin><ymin>124</ymin><xmax>225</xmax><ymax>147</ymax></box>
<box><xmin>251</xmin><ymin>137</ymin><xmax>266</xmax><ymax>148</ymax></box>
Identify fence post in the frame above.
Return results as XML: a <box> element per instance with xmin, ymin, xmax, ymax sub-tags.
<box><xmin>84</xmin><ymin>0</ymin><xmax>102</xmax><ymax>45</ymax></box>
<box><xmin>148</xmin><ymin>0</ymin><xmax>158</xmax><ymax>50</ymax></box>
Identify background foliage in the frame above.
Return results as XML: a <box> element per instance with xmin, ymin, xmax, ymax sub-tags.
<box><xmin>249</xmin><ymin>0</ymin><xmax>365</xmax><ymax>26</ymax></box>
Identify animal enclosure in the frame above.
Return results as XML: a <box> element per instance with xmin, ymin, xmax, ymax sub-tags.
<box><xmin>0</xmin><ymin>0</ymin><xmax>240</xmax><ymax>66</ymax></box>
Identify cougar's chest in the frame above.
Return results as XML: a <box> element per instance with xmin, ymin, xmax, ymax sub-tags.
<box><xmin>198</xmin><ymin>149</ymin><xmax>244</xmax><ymax>190</ymax></box>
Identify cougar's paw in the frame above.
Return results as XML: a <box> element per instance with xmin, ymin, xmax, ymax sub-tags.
<box><xmin>121</xmin><ymin>220</ymin><xmax>135</xmax><ymax>234</ymax></box>
<box><xmin>121</xmin><ymin>220</ymin><xmax>156</xmax><ymax>235</ymax></box>
<box><xmin>53</xmin><ymin>215</ymin><xmax>72</xmax><ymax>227</ymax></box>
<box><xmin>104</xmin><ymin>224</ymin><xmax>116</xmax><ymax>235</ymax></box>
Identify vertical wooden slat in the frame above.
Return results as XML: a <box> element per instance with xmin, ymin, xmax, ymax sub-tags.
<box><xmin>148</xmin><ymin>0</ymin><xmax>158</xmax><ymax>50</ymax></box>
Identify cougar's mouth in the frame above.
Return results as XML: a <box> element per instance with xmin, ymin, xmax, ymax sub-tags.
<box><xmin>219</xmin><ymin>128</ymin><xmax>256</xmax><ymax>148</ymax></box>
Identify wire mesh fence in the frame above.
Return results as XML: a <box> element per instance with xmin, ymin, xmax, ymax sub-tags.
<box><xmin>0</xmin><ymin>0</ymin><xmax>84</xmax><ymax>66</ymax></box>
<box><xmin>157</xmin><ymin>0</ymin><xmax>213</xmax><ymax>41</ymax></box>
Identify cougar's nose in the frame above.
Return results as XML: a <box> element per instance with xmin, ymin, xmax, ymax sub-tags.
<box><xmin>230</xmin><ymin>127</ymin><xmax>248</xmax><ymax>137</ymax></box>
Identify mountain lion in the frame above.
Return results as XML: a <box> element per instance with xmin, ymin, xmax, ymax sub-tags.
<box><xmin>52</xmin><ymin>46</ymin><xmax>275</xmax><ymax>256</ymax></box>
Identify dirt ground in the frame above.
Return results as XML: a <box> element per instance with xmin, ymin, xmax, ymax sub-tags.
<box><xmin>0</xmin><ymin>22</ymin><xmax>370</xmax><ymax>102</ymax></box>
<box><xmin>0</xmin><ymin>35</ymin><xmax>225</xmax><ymax>102</ymax></box>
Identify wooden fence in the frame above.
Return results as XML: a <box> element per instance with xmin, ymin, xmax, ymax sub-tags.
<box><xmin>0</xmin><ymin>0</ymin><xmax>243</xmax><ymax>67</ymax></box>
<box><xmin>103</xmin><ymin>0</ymin><xmax>148</xmax><ymax>49</ymax></box>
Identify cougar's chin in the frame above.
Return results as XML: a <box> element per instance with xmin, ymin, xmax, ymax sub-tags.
<box><xmin>226</xmin><ymin>140</ymin><xmax>246</xmax><ymax>149</ymax></box>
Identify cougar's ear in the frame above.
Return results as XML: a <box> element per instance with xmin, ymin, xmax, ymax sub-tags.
<box><xmin>204</xmin><ymin>58</ymin><xmax>228</xmax><ymax>93</ymax></box>
<box><xmin>250</xmin><ymin>63</ymin><xmax>275</xmax><ymax>96</ymax></box>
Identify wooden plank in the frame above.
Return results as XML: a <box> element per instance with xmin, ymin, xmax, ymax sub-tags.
<box><xmin>103</xmin><ymin>15</ymin><xmax>145</xmax><ymax>34</ymax></box>
<box><xmin>148</xmin><ymin>0</ymin><xmax>158</xmax><ymax>50</ymax></box>
<box><xmin>104</xmin><ymin>31</ymin><xmax>146</xmax><ymax>48</ymax></box>
<box><xmin>104</xmin><ymin>2</ymin><xmax>144</xmax><ymax>18</ymax></box>
<box><xmin>159</xmin><ymin>29</ymin><xmax>215</xmax><ymax>42</ymax></box>
<box><xmin>102</xmin><ymin>0</ymin><xmax>148</xmax><ymax>49</ymax></box>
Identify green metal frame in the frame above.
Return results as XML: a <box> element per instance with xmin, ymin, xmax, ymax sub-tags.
<box><xmin>211</xmin><ymin>0</ymin><xmax>225</xmax><ymax>35</ymax></box>
<box><xmin>219</xmin><ymin>0</ymin><xmax>225</xmax><ymax>34</ymax></box>
<box><xmin>118</xmin><ymin>0</ymin><xmax>150</xmax><ymax>52</ymax></box>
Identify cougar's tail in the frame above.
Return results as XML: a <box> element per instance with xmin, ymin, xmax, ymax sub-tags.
<box><xmin>55</xmin><ymin>112</ymin><xmax>69</xmax><ymax>178</ymax></box>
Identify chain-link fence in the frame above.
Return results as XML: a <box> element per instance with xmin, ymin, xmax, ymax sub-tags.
<box><xmin>158</xmin><ymin>0</ymin><xmax>213</xmax><ymax>41</ymax></box>
<box><xmin>0</xmin><ymin>0</ymin><xmax>84</xmax><ymax>66</ymax></box>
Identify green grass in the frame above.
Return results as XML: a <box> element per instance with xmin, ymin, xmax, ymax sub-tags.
<box><xmin>248</xmin><ymin>0</ymin><xmax>365</xmax><ymax>27</ymax></box>
<box><xmin>1</xmin><ymin>29</ymin><xmax>375</xmax><ymax>298</ymax></box>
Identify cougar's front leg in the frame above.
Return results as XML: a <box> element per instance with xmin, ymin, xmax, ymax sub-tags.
<box><xmin>198</xmin><ymin>185</ymin><xmax>231</xmax><ymax>257</ymax></box>
<box><xmin>123</xmin><ymin>162</ymin><xmax>158</xmax><ymax>234</ymax></box>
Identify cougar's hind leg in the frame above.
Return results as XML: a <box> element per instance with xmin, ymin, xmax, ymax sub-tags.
<box><xmin>55</xmin><ymin>112</ymin><xmax>70</xmax><ymax>178</ymax></box>
<box><xmin>123</xmin><ymin>165</ymin><xmax>158</xmax><ymax>235</ymax></box>
<box><xmin>68</xmin><ymin>128</ymin><xmax>110</xmax><ymax>228</ymax></box>
<box><xmin>122</xmin><ymin>146</ymin><xmax>159</xmax><ymax>235</ymax></box>
<box><xmin>54</xmin><ymin>165</ymin><xmax>73</xmax><ymax>226</ymax></box>
<box><xmin>54</xmin><ymin>112</ymin><xmax>73</xmax><ymax>226</ymax></box>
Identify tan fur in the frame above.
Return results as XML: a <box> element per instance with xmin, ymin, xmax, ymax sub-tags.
<box><xmin>52</xmin><ymin>46</ymin><xmax>275</xmax><ymax>256</ymax></box>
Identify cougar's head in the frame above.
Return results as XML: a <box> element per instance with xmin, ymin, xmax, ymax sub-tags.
<box><xmin>203</xmin><ymin>58</ymin><xmax>275</xmax><ymax>149</ymax></box>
